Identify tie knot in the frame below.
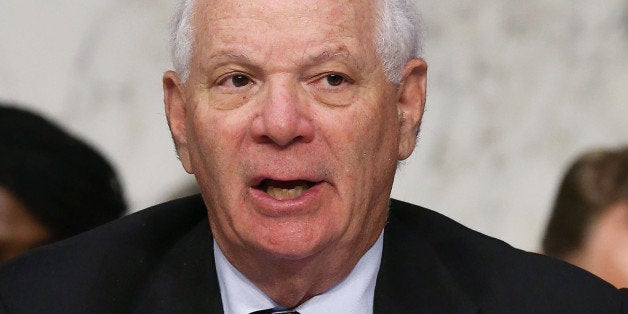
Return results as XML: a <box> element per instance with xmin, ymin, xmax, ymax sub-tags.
<box><xmin>249</xmin><ymin>309</ymin><xmax>300</xmax><ymax>314</ymax></box>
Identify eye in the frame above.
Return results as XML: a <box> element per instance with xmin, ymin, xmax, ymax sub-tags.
<box><xmin>307</xmin><ymin>72</ymin><xmax>357</xmax><ymax>107</ymax></box>
<box><xmin>313</xmin><ymin>72</ymin><xmax>353</xmax><ymax>90</ymax></box>
<box><xmin>230</xmin><ymin>74</ymin><xmax>251</xmax><ymax>87</ymax></box>
<box><xmin>217</xmin><ymin>73</ymin><xmax>253</xmax><ymax>88</ymax></box>
<box><xmin>325</xmin><ymin>74</ymin><xmax>345</xmax><ymax>86</ymax></box>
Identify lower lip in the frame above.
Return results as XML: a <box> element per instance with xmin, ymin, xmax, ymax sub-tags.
<box><xmin>248</xmin><ymin>183</ymin><xmax>323</xmax><ymax>216</ymax></box>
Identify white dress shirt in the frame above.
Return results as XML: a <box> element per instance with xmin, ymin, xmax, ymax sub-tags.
<box><xmin>215</xmin><ymin>232</ymin><xmax>384</xmax><ymax>314</ymax></box>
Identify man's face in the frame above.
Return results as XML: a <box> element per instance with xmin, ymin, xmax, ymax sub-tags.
<box><xmin>165</xmin><ymin>0</ymin><xmax>426</xmax><ymax>261</ymax></box>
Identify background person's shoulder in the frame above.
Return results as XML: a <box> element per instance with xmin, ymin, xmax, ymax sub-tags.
<box><xmin>0</xmin><ymin>194</ymin><xmax>208</xmax><ymax>314</ymax></box>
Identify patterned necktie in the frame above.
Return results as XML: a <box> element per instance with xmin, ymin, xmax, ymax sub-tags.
<box><xmin>249</xmin><ymin>309</ymin><xmax>300</xmax><ymax>314</ymax></box>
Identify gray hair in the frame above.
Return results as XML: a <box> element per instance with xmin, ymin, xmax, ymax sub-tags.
<box><xmin>169</xmin><ymin>0</ymin><xmax>423</xmax><ymax>84</ymax></box>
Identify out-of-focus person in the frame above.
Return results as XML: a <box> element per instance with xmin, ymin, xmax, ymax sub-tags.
<box><xmin>0</xmin><ymin>104</ymin><xmax>127</xmax><ymax>264</ymax></box>
<box><xmin>542</xmin><ymin>146</ymin><xmax>628</xmax><ymax>288</ymax></box>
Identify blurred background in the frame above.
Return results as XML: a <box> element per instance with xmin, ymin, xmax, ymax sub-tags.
<box><xmin>1</xmin><ymin>0</ymin><xmax>626</xmax><ymax>252</ymax></box>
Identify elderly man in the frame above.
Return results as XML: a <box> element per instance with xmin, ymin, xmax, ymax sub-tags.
<box><xmin>1</xmin><ymin>0</ymin><xmax>626</xmax><ymax>313</ymax></box>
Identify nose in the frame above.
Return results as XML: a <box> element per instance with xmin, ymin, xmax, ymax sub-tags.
<box><xmin>250</xmin><ymin>80</ymin><xmax>314</xmax><ymax>146</ymax></box>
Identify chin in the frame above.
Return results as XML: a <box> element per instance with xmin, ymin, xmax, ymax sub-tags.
<box><xmin>250</xmin><ymin>224</ymin><xmax>331</xmax><ymax>261</ymax></box>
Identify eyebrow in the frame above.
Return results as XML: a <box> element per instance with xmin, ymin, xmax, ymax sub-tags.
<box><xmin>203</xmin><ymin>46</ymin><xmax>361</xmax><ymax>72</ymax></box>
<box><xmin>303</xmin><ymin>48</ymin><xmax>357</xmax><ymax>67</ymax></box>
<box><xmin>206</xmin><ymin>52</ymin><xmax>252</xmax><ymax>65</ymax></box>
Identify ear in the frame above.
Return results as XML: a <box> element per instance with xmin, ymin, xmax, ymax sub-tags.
<box><xmin>163</xmin><ymin>71</ymin><xmax>193</xmax><ymax>173</ymax></box>
<box><xmin>396</xmin><ymin>58</ymin><xmax>427</xmax><ymax>160</ymax></box>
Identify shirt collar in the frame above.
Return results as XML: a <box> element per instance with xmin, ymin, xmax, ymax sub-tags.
<box><xmin>215</xmin><ymin>232</ymin><xmax>384</xmax><ymax>314</ymax></box>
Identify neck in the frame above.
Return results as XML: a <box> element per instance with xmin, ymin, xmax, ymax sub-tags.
<box><xmin>217</xmin><ymin>232</ymin><xmax>382</xmax><ymax>308</ymax></box>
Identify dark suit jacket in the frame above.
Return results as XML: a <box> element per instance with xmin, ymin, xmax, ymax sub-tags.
<box><xmin>0</xmin><ymin>195</ymin><xmax>626</xmax><ymax>313</ymax></box>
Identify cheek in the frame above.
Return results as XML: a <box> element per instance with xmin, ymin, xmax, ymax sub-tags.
<box><xmin>186</xmin><ymin>108</ymin><xmax>251</xmax><ymax>189</ymax></box>
<box><xmin>190</xmin><ymin>107</ymin><xmax>248</xmax><ymax>154</ymax></box>
<box><xmin>335</xmin><ymin>102</ymin><xmax>399</xmax><ymax>162</ymax></box>
<box><xmin>317</xmin><ymin>99</ymin><xmax>400</xmax><ymax>206</ymax></box>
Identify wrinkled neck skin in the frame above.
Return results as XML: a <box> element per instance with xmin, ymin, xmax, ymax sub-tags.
<box><xmin>211</xmin><ymin>207</ymin><xmax>387</xmax><ymax>308</ymax></box>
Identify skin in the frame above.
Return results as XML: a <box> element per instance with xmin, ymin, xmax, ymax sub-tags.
<box><xmin>566</xmin><ymin>200</ymin><xmax>628</xmax><ymax>288</ymax></box>
<box><xmin>0</xmin><ymin>187</ymin><xmax>51</xmax><ymax>264</ymax></box>
<box><xmin>164</xmin><ymin>0</ymin><xmax>427</xmax><ymax>307</ymax></box>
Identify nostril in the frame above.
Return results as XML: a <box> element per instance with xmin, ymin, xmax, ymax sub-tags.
<box><xmin>285</xmin><ymin>135</ymin><xmax>305</xmax><ymax>146</ymax></box>
<box><xmin>258</xmin><ymin>135</ymin><xmax>274</xmax><ymax>145</ymax></box>
<box><xmin>258</xmin><ymin>135</ymin><xmax>306</xmax><ymax>147</ymax></box>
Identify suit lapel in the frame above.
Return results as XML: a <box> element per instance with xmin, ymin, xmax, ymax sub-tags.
<box><xmin>134</xmin><ymin>219</ymin><xmax>224</xmax><ymax>314</ymax></box>
<box><xmin>374</xmin><ymin>202</ymin><xmax>479</xmax><ymax>314</ymax></box>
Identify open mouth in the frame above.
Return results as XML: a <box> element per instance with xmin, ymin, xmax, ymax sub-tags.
<box><xmin>255</xmin><ymin>179</ymin><xmax>317</xmax><ymax>200</ymax></box>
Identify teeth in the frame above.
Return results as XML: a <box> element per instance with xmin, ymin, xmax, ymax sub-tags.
<box><xmin>266</xmin><ymin>184</ymin><xmax>307</xmax><ymax>200</ymax></box>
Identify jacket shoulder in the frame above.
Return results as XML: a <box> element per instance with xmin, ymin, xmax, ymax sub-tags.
<box><xmin>0</xmin><ymin>194</ymin><xmax>208</xmax><ymax>314</ymax></box>
<box><xmin>387</xmin><ymin>199</ymin><xmax>627</xmax><ymax>313</ymax></box>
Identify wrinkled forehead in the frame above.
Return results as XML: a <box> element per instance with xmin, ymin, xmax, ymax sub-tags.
<box><xmin>194</xmin><ymin>0</ymin><xmax>379</xmax><ymax>21</ymax></box>
<box><xmin>191</xmin><ymin>0</ymin><xmax>380</xmax><ymax>48</ymax></box>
